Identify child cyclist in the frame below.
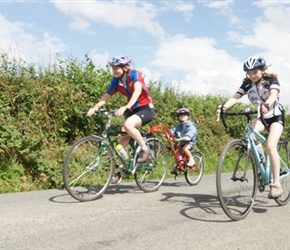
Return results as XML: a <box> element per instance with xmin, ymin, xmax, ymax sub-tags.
<box><xmin>217</xmin><ymin>56</ymin><xmax>284</xmax><ymax>199</ymax></box>
<box><xmin>87</xmin><ymin>55</ymin><xmax>154</xmax><ymax>183</ymax></box>
<box><xmin>170</xmin><ymin>108</ymin><xmax>198</xmax><ymax>174</ymax></box>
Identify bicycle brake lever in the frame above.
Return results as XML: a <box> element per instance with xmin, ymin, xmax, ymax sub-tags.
<box><xmin>216</xmin><ymin>105</ymin><xmax>222</xmax><ymax>122</ymax></box>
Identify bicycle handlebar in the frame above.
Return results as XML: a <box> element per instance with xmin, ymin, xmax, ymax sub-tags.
<box><xmin>94</xmin><ymin>109</ymin><xmax>116</xmax><ymax>116</ymax></box>
<box><xmin>218</xmin><ymin>105</ymin><xmax>268</xmax><ymax>130</ymax></box>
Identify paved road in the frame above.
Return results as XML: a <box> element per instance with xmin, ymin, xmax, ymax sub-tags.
<box><xmin>1</xmin><ymin>174</ymin><xmax>290</xmax><ymax>250</ymax></box>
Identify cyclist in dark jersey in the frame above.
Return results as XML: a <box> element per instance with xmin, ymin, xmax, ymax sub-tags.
<box><xmin>218</xmin><ymin>56</ymin><xmax>284</xmax><ymax>199</ymax></box>
<box><xmin>87</xmin><ymin>55</ymin><xmax>154</xmax><ymax>183</ymax></box>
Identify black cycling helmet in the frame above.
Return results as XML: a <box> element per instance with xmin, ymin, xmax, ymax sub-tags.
<box><xmin>243</xmin><ymin>56</ymin><xmax>266</xmax><ymax>72</ymax></box>
<box><xmin>176</xmin><ymin>108</ymin><xmax>190</xmax><ymax>116</ymax></box>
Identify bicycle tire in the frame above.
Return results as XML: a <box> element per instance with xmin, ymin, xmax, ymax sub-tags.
<box><xmin>134</xmin><ymin>138</ymin><xmax>168</xmax><ymax>192</ymax></box>
<box><xmin>63</xmin><ymin>136</ymin><xmax>115</xmax><ymax>202</ymax></box>
<box><xmin>184</xmin><ymin>151</ymin><xmax>204</xmax><ymax>186</ymax></box>
<box><xmin>276</xmin><ymin>143</ymin><xmax>290</xmax><ymax>205</ymax></box>
<box><xmin>216</xmin><ymin>139</ymin><xmax>257</xmax><ymax>221</ymax></box>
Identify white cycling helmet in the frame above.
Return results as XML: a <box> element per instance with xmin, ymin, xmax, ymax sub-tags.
<box><xmin>243</xmin><ymin>56</ymin><xmax>266</xmax><ymax>72</ymax></box>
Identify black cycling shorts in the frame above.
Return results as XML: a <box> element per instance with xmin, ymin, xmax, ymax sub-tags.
<box><xmin>125</xmin><ymin>105</ymin><xmax>154</xmax><ymax>126</ymax></box>
<box><xmin>264</xmin><ymin>110</ymin><xmax>285</xmax><ymax>127</ymax></box>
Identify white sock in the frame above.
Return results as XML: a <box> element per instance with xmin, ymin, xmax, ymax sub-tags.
<box><xmin>141</xmin><ymin>143</ymin><xmax>148</xmax><ymax>151</ymax></box>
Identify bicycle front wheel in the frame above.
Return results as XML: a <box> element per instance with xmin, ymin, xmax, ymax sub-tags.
<box><xmin>216</xmin><ymin>139</ymin><xmax>257</xmax><ymax>221</ymax></box>
<box><xmin>134</xmin><ymin>138</ymin><xmax>168</xmax><ymax>192</ymax></box>
<box><xmin>185</xmin><ymin>151</ymin><xmax>204</xmax><ymax>186</ymax></box>
<box><xmin>63</xmin><ymin>136</ymin><xmax>115</xmax><ymax>202</ymax></box>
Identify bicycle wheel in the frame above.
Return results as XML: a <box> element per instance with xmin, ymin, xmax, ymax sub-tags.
<box><xmin>216</xmin><ymin>139</ymin><xmax>257</xmax><ymax>221</ymax></box>
<box><xmin>134</xmin><ymin>138</ymin><xmax>168</xmax><ymax>192</ymax></box>
<box><xmin>185</xmin><ymin>151</ymin><xmax>204</xmax><ymax>186</ymax></box>
<box><xmin>63</xmin><ymin>136</ymin><xmax>115</xmax><ymax>202</ymax></box>
<box><xmin>276</xmin><ymin>143</ymin><xmax>290</xmax><ymax>205</ymax></box>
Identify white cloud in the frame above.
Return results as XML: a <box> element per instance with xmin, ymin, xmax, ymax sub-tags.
<box><xmin>204</xmin><ymin>0</ymin><xmax>234</xmax><ymax>9</ymax></box>
<box><xmin>69</xmin><ymin>16</ymin><xmax>93</xmax><ymax>34</ymax></box>
<box><xmin>89</xmin><ymin>50</ymin><xmax>110</xmax><ymax>68</ymax></box>
<box><xmin>151</xmin><ymin>34</ymin><xmax>245</xmax><ymax>99</ymax></box>
<box><xmin>226</xmin><ymin>4</ymin><xmax>290</xmax><ymax>107</ymax></box>
<box><xmin>51</xmin><ymin>0</ymin><xmax>165</xmax><ymax>37</ymax></box>
<box><xmin>139</xmin><ymin>67</ymin><xmax>163</xmax><ymax>86</ymax></box>
<box><xmin>149</xmin><ymin>0</ymin><xmax>290</xmax><ymax>107</ymax></box>
<box><xmin>0</xmin><ymin>13</ymin><xmax>67</xmax><ymax>64</ymax></box>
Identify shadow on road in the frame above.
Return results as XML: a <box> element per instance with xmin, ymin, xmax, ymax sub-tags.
<box><xmin>160</xmin><ymin>191</ymin><xmax>228</xmax><ymax>222</ymax></box>
<box><xmin>159</xmin><ymin>190</ymin><xmax>270</xmax><ymax>223</ymax></box>
<box><xmin>48</xmin><ymin>184</ymin><xmax>143</xmax><ymax>203</ymax></box>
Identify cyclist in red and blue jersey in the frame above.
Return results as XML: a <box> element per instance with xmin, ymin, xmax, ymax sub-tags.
<box><xmin>87</xmin><ymin>55</ymin><xmax>154</xmax><ymax>183</ymax></box>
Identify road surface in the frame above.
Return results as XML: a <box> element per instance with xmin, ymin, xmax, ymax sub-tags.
<box><xmin>1</xmin><ymin>174</ymin><xmax>289</xmax><ymax>249</ymax></box>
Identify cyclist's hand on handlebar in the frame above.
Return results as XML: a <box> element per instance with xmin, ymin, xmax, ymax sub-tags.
<box><xmin>176</xmin><ymin>136</ymin><xmax>190</xmax><ymax>142</ymax></box>
<box><xmin>115</xmin><ymin>106</ymin><xmax>127</xmax><ymax>117</ymax></box>
<box><xmin>87</xmin><ymin>107</ymin><xmax>98</xmax><ymax>117</ymax></box>
<box><xmin>216</xmin><ymin>105</ymin><xmax>226</xmax><ymax>121</ymax></box>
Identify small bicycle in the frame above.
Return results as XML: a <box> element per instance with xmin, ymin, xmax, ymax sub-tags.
<box><xmin>63</xmin><ymin>109</ymin><xmax>168</xmax><ymax>202</ymax></box>
<box><xmin>216</xmin><ymin>106</ymin><xmax>290</xmax><ymax>220</ymax></box>
<box><xmin>150</xmin><ymin>125</ymin><xmax>204</xmax><ymax>186</ymax></box>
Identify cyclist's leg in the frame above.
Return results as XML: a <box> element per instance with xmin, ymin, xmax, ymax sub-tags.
<box><xmin>111</xmin><ymin>133</ymin><xmax>132</xmax><ymax>184</ymax></box>
<box><xmin>182</xmin><ymin>144</ymin><xmax>194</xmax><ymax>166</ymax></box>
<box><xmin>134</xmin><ymin>138</ymin><xmax>168</xmax><ymax>192</ymax></box>
<box><xmin>123</xmin><ymin>106</ymin><xmax>154</xmax><ymax>162</ymax></box>
<box><xmin>267</xmin><ymin>120</ymin><xmax>284</xmax><ymax>198</ymax></box>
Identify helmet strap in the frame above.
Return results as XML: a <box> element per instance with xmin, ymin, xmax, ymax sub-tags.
<box><xmin>120</xmin><ymin>65</ymin><xmax>129</xmax><ymax>79</ymax></box>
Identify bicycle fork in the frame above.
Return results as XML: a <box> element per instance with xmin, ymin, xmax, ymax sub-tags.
<box><xmin>231</xmin><ymin>145</ymin><xmax>251</xmax><ymax>183</ymax></box>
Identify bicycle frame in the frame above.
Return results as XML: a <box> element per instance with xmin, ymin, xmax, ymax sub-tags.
<box><xmin>221</xmin><ymin>109</ymin><xmax>290</xmax><ymax>185</ymax></box>
<box><xmin>244</xmin><ymin>122</ymin><xmax>271</xmax><ymax>184</ymax></box>
<box><xmin>98</xmin><ymin>110</ymin><xmax>139</xmax><ymax>172</ymax></box>
<box><xmin>150</xmin><ymin>125</ymin><xmax>186</xmax><ymax>171</ymax></box>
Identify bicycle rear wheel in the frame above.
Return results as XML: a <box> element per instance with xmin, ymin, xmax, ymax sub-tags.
<box><xmin>216</xmin><ymin>139</ymin><xmax>257</xmax><ymax>221</ymax></box>
<box><xmin>185</xmin><ymin>151</ymin><xmax>204</xmax><ymax>186</ymax></box>
<box><xmin>63</xmin><ymin>136</ymin><xmax>115</xmax><ymax>202</ymax></box>
<box><xmin>134</xmin><ymin>138</ymin><xmax>168</xmax><ymax>192</ymax></box>
<box><xmin>276</xmin><ymin>143</ymin><xmax>290</xmax><ymax>205</ymax></box>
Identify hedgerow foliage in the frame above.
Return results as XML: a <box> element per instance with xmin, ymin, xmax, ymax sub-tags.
<box><xmin>1</xmin><ymin>53</ymin><xmax>289</xmax><ymax>193</ymax></box>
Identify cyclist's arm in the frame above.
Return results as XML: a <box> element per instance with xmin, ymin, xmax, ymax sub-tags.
<box><xmin>184</xmin><ymin>123</ymin><xmax>198</xmax><ymax>141</ymax></box>
<box><xmin>223</xmin><ymin>93</ymin><xmax>241</xmax><ymax>110</ymax></box>
<box><xmin>87</xmin><ymin>93</ymin><xmax>111</xmax><ymax>116</ymax></box>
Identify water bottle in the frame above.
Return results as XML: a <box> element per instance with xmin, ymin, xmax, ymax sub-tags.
<box><xmin>116</xmin><ymin>144</ymin><xmax>128</xmax><ymax>160</ymax></box>
<box><xmin>177</xmin><ymin>152</ymin><xmax>184</xmax><ymax>165</ymax></box>
<box><xmin>255</xmin><ymin>141</ymin><xmax>265</xmax><ymax>163</ymax></box>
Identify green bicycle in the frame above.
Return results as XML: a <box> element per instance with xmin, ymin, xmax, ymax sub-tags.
<box><xmin>63</xmin><ymin>109</ymin><xmax>168</xmax><ymax>202</ymax></box>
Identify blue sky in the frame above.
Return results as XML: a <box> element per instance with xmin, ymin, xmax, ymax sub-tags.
<box><xmin>1</xmin><ymin>0</ymin><xmax>290</xmax><ymax>108</ymax></box>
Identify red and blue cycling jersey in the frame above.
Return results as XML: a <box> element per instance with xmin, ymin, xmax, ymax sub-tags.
<box><xmin>106</xmin><ymin>69</ymin><xmax>153</xmax><ymax>109</ymax></box>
